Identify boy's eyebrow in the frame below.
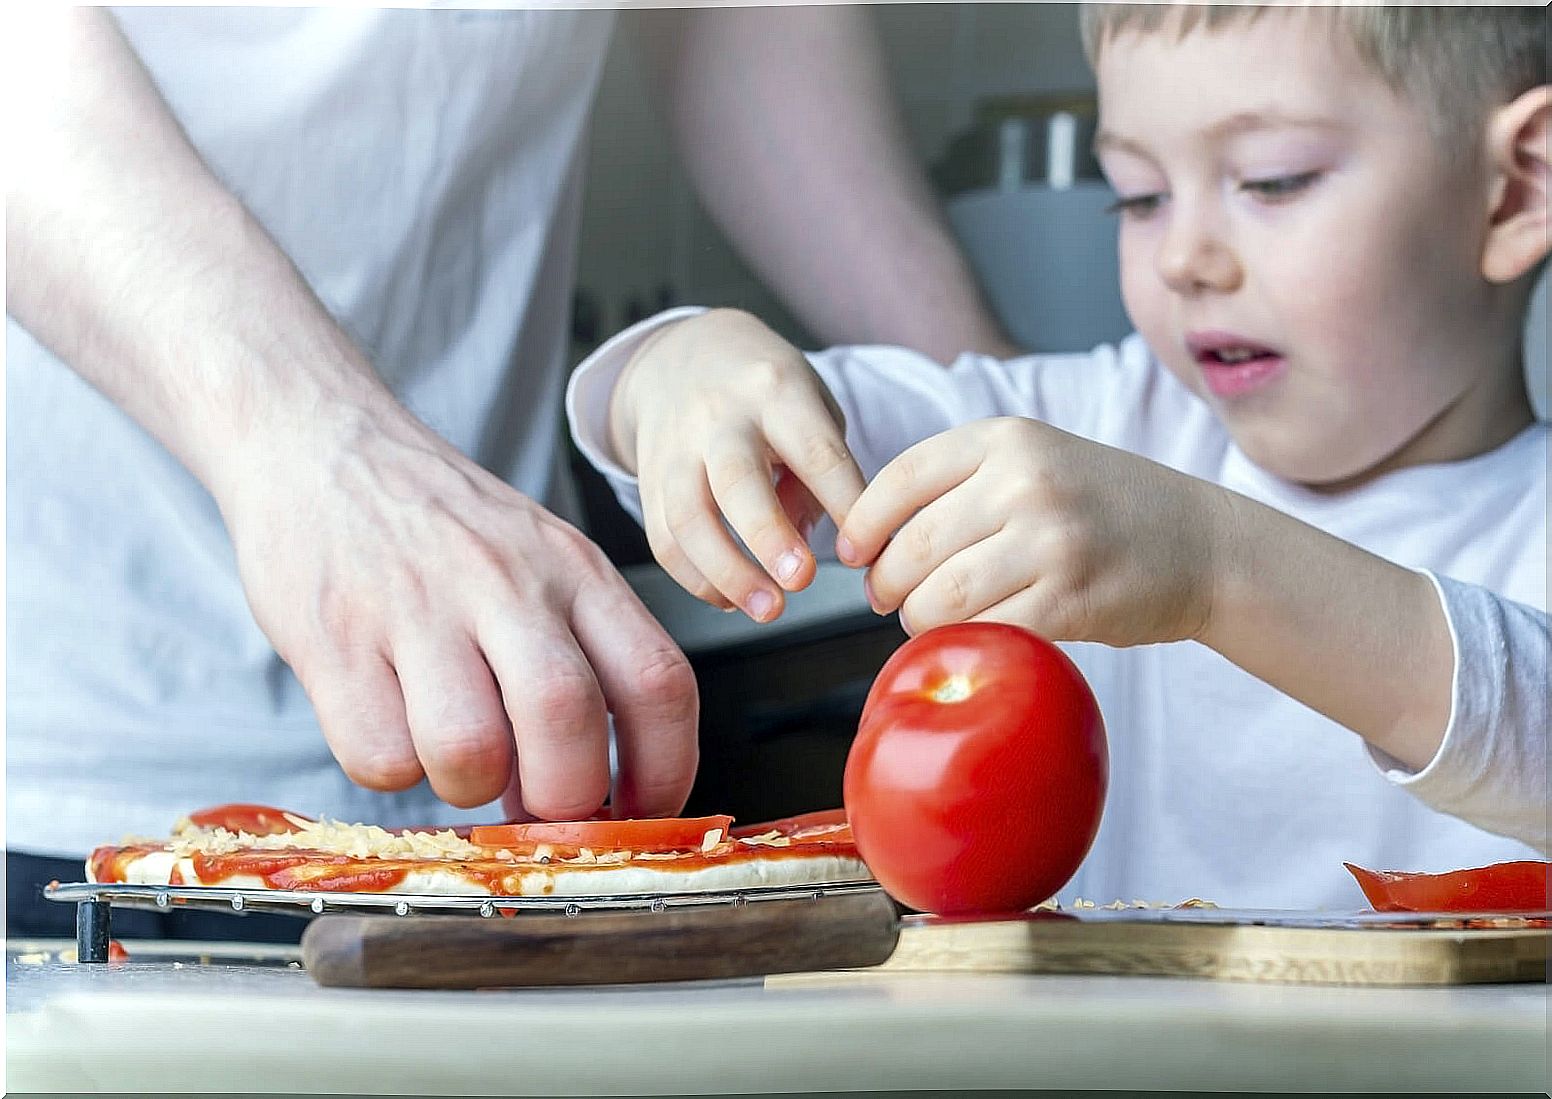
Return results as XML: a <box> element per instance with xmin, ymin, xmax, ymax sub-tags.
<box><xmin>1094</xmin><ymin>110</ymin><xmax>1342</xmax><ymax>156</ymax></box>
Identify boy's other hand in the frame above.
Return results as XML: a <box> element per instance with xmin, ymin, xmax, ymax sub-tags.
<box><xmin>609</xmin><ymin>309</ymin><xmax>866</xmax><ymax>622</ymax></box>
<box><xmin>837</xmin><ymin>417</ymin><xmax>1228</xmax><ymax>647</ymax></box>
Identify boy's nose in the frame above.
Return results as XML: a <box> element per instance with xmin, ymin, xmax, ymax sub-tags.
<box><xmin>1155</xmin><ymin>222</ymin><xmax>1242</xmax><ymax>296</ymax></box>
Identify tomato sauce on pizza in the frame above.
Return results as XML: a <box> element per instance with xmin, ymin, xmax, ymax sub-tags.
<box><xmin>86</xmin><ymin>804</ymin><xmax>872</xmax><ymax>898</ymax></box>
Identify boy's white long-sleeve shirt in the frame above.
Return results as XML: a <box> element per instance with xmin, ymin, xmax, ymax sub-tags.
<box><xmin>568</xmin><ymin>309</ymin><xmax>1548</xmax><ymax>909</ymax></box>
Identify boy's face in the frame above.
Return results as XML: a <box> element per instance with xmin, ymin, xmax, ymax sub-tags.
<box><xmin>1095</xmin><ymin>11</ymin><xmax>1514</xmax><ymax>486</ymax></box>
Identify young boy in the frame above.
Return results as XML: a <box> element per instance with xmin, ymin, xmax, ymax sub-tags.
<box><xmin>567</xmin><ymin>6</ymin><xmax>1548</xmax><ymax>907</ymax></box>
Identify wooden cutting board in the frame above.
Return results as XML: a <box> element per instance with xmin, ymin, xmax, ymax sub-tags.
<box><xmin>301</xmin><ymin>896</ymin><xmax>1548</xmax><ymax>990</ymax></box>
<box><xmin>303</xmin><ymin>891</ymin><xmax>900</xmax><ymax>989</ymax></box>
<box><xmin>876</xmin><ymin>910</ymin><xmax>1549</xmax><ymax>987</ymax></box>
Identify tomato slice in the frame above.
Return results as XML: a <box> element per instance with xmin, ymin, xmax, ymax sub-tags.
<box><xmin>185</xmin><ymin>804</ymin><xmax>312</xmax><ymax>835</ymax></box>
<box><xmin>732</xmin><ymin>808</ymin><xmax>850</xmax><ymax>841</ymax></box>
<box><xmin>469</xmin><ymin>815</ymin><xmax>734</xmax><ymax>853</ymax></box>
<box><xmin>1345</xmin><ymin>860</ymin><xmax>1550</xmax><ymax>913</ymax></box>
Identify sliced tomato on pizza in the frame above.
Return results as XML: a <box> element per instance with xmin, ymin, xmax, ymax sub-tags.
<box><xmin>87</xmin><ymin>804</ymin><xmax>869</xmax><ymax>898</ymax></box>
<box><xmin>469</xmin><ymin>815</ymin><xmax>735</xmax><ymax>857</ymax></box>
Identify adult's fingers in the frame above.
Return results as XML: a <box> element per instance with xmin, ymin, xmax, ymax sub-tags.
<box><xmin>478</xmin><ymin>614</ymin><xmax>611</xmax><ymax>821</ymax></box>
<box><xmin>896</xmin><ymin>531</ymin><xmax>1027</xmax><ymax>635</ymax></box>
<box><xmin>569</xmin><ymin>573</ymin><xmax>700</xmax><ymax>819</ymax></box>
<box><xmin>391</xmin><ymin>632</ymin><xmax>514</xmax><ymax>808</ymax></box>
<box><xmin>304</xmin><ymin>652</ymin><xmax>424</xmax><ymax>793</ymax></box>
<box><xmin>838</xmin><ymin>433</ymin><xmax>979</xmax><ymax>567</ymax></box>
<box><xmin>866</xmin><ymin>481</ymin><xmax>1008</xmax><ymax>615</ymax></box>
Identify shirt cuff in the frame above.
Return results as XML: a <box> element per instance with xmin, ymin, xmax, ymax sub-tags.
<box><xmin>565</xmin><ymin>306</ymin><xmax>708</xmax><ymax>493</ymax></box>
<box><xmin>1366</xmin><ymin>570</ymin><xmax>1491</xmax><ymax>799</ymax></box>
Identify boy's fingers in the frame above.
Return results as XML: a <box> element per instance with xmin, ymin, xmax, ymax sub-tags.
<box><xmin>896</xmin><ymin>532</ymin><xmax>1026</xmax><ymax>634</ymax></box>
<box><xmin>968</xmin><ymin>581</ymin><xmax>1084</xmax><ymax>642</ymax></box>
<box><xmin>640</xmin><ymin>479</ymin><xmax>735</xmax><ymax>610</ymax></box>
<box><xmin>658</xmin><ymin>471</ymin><xmax>786</xmax><ymax>622</ymax></box>
<box><xmin>705</xmin><ymin>442</ymin><xmax>817</xmax><ymax>595</ymax></box>
<box><xmin>866</xmin><ymin>483</ymin><xmax>1008</xmax><ymax>614</ymax></box>
<box><xmin>839</xmin><ymin>435</ymin><xmax>978</xmax><ymax>567</ymax></box>
<box><xmin>762</xmin><ymin>398</ymin><xmax>866</xmax><ymax>530</ymax></box>
<box><xmin>773</xmin><ymin>466</ymin><xmax>826</xmax><ymax>544</ymax></box>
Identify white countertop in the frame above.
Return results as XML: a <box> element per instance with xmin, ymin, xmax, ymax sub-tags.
<box><xmin>7</xmin><ymin>941</ymin><xmax>1547</xmax><ymax>1094</ymax></box>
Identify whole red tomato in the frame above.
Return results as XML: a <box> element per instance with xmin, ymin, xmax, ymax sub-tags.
<box><xmin>844</xmin><ymin>622</ymin><xmax>1107</xmax><ymax>915</ymax></box>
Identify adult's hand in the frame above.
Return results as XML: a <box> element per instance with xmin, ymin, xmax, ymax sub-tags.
<box><xmin>220</xmin><ymin>402</ymin><xmax>699</xmax><ymax>820</ymax></box>
<box><xmin>9</xmin><ymin>9</ymin><xmax>698</xmax><ymax>820</ymax></box>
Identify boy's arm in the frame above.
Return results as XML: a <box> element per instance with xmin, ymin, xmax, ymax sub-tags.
<box><xmin>639</xmin><ymin>5</ymin><xmax>1020</xmax><ymax>362</ymax></box>
<box><xmin>838</xmin><ymin>416</ymin><xmax>1546</xmax><ymax>852</ymax></box>
<box><xmin>1203</xmin><ymin>495</ymin><xmax>1548</xmax><ymax>851</ymax></box>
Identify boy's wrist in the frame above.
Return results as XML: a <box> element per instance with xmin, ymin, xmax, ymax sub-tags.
<box><xmin>606</xmin><ymin>319</ymin><xmax>686</xmax><ymax>475</ymax></box>
<box><xmin>1195</xmin><ymin>484</ymin><xmax>1251</xmax><ymax>652</ymax></box>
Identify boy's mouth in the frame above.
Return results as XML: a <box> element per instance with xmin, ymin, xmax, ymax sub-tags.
<box><xmin>1185</xmin><ymin>331</ymin><xmax>1286</xmax><ymax>399</ymax></box>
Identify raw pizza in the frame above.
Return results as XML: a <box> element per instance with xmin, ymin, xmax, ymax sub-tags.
<box><xmin>87</xmin><ymin>804</ymin><xmax>871</xmax><ymax>898</ymax></box>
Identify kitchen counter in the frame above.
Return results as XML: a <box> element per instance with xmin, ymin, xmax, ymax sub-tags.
<box><xmin>7</xmin><ymin>939</ymin><xmax>1547</xmax><ymax>1094</ymax></box>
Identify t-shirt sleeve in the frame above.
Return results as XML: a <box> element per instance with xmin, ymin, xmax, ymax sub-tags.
<box><xmin>1368</xmin><ymin>571</ymin><xmax>1550</xmax><ymax>854</ymax></box>
<box><xmin>565</xmin><ymin>308</ymin><xmax>1169</xmax><ymax>530</ymax></box>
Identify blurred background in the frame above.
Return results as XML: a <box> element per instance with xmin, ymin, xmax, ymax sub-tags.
<box><xmin>566</xmin><ymin>3</ymin><xmax>1549</xmax><ymax>821</ymax></box>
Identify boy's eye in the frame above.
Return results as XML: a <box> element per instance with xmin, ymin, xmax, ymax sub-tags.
<box><xmin>1240</xmin><ymin>171</ymin><xmax>1321</xmax><ymax>199</ymax></box>
<box><xmin>1105</xmin><ymin>193</ymin><xmax>1164</xmax><ymax>219</ymax></box>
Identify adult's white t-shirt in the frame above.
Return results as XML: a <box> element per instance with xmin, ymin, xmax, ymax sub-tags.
<box><xmin>7</xmin><ymin>8</ymin><xmax>615</xmax><ymax>855</ymax></box>
<box><xmin>569</xmin><ymin>309</ymin><xmax>1549</xmax><ymax>909</ymax></box>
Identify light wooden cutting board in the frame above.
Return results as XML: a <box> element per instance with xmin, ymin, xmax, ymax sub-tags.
<box><xmin>863</xmin><ymin>909</ymin><xmax>1549</xmax><ymax>987</ymax></box>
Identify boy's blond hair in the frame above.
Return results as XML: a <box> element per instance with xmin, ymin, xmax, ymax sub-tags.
<box><xmin>1080</xmin><ymin>5</ymin><xmax>1548</xmax><ymax>142</ymax></box>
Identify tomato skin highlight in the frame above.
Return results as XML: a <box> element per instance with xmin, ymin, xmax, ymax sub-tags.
<box><xmin>1345</xmin><ymin>861</ymin><xmax>1550</xmax><ymax>913</ymax></box>
<box><xmin>844</xmin><ymin>622</ymin><xmax>1108</xmax><ymax>915</ymax></box>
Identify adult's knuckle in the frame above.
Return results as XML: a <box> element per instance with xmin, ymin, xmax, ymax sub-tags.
<box><xmin>425</xmin><ymin>722</ymin><xmax>511</xmax><ymax>776</ymax></box>
<box><xmin>629</xmin><ymin>649</ymin><xmax>699</xmax><ymax>708</ymax></box>
<box><xmin>529</xmin><ymin>670</ymin><xmax>602</xmax><ymax>732</ymax></box>
<box><xmin>346</xmin><ymin>747</ymin><xmax>425</xmax><ymax>791</ymax></box>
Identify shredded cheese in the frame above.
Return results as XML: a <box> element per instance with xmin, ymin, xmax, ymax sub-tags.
<box><xmin>169</xmin><ymin>819</ymin><xmax>490</xmax><ymax>861</ymax></box>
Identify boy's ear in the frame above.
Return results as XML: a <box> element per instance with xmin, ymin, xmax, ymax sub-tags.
<box><xmin>1481</xmin><ymin>85</ymin><xmax>1551</xmax><ymax>285</ymax></box>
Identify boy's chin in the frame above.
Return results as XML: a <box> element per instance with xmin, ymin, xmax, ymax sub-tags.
<box><xmin>1228</xmin><ymin>424</ymin><xmax>1379</xmax><ymax>490</ymax></box>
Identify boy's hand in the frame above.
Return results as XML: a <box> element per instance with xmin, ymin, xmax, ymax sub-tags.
<box><xmin>837</xmin><ymin>417</ymin><xmax>1227</xmax><ymax>647</ymax></box>
<box><xmin>609</xmin><ymin>309</ymin><xmax>866</xmax><ymax>622</ymax></box>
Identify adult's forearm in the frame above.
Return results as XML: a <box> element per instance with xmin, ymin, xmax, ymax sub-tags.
<box><xmin>645</xmin><ymin>5</ymin><xmax>1018</xmax><ymax>362</ymax></box>
<box><xmin>6</xmin><ymin>9</ymin><xmax>399</xmax><ymax>498</ymax></box>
